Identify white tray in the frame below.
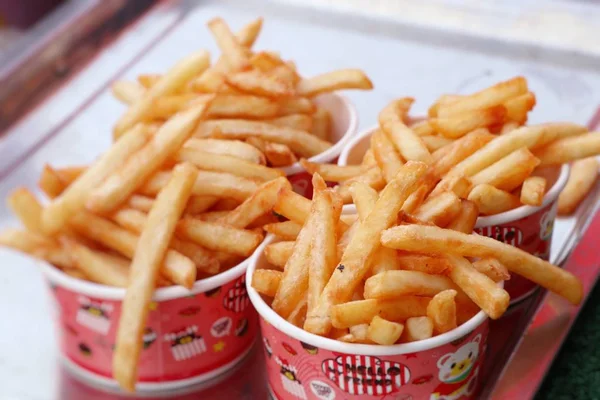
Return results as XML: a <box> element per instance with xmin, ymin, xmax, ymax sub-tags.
<box><xmin>1</xmin><ymin>1</ymin><xmax>600</xmax><ymax>398</ymax></box>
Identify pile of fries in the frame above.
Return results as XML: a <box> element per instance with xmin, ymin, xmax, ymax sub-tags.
<box><xmin>0</xmin><ymin>17</ymin><xmax>373</xmax><ymax>391</ymax></box>
<box><xmin>303</xmin><ymin>76</ymin><xmax>600</xmax><ymax>217</ymax></box>
<box><xmin>252</xmin><ymin>165</ymin><xmax>583</xmax><ymax>345</ymax></box>
<box><xmin>113</xmin><ymin>17</ymin><xmax>372</xmax><ymax>168</ymax></box>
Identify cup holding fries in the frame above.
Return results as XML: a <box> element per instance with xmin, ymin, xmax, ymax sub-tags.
<box><xmin>248</xmin><ymin>236</ymin><xmax>495</xmax><ymax>400</ymax></box>
<box><xmin>338</xmin><ymin>127</ymin><xmax>570</xmax><ymax>302</ymax></box>
<box><xmin>39</xmin><ymin>258</ymin><xmax>257</xmax><ymax>391</ymax></box>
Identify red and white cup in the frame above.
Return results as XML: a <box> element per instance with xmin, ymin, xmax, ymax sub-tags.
<box><xmin>248</xmin><ymin>237</ymin><xmax>495</xmax><ymax>400</ymax></box>
<box><xmin>39</xmin><ymin>257</ymin><xmax>258</xmax><ymax>393</ymax></box>
<box><xmin>338</xmin><ymin>126</ymin><xmax>570</xmax><ymax>303</ymax></box>
<box><xmin>284</xmin><ymin>93</ymin><xmax>358</xmax><ymax>198</ymax></box>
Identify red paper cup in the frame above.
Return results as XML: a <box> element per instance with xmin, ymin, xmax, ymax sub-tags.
<box><xmin>283</xmin><ymin>93</ymin><xmax>358</xmax><ymax>198</ymax></box>
<box><xmin>248</xmin><ymin>237</ymin><xmax>496</xmax><ymax>400</ymax></box>
<box><xmin>474</xmin><ymin>164</ymin><xmax>569</xmax><ymax>303</ymax></box>
<box><xmin>339</xmin><ymin>126</ymin><xmax>570</xmax><ymax>303</ymax></box>
<box><xmin>39</xmin><ymin>257</ymin><xmax>258</xmax><ymax>393</ymax></box>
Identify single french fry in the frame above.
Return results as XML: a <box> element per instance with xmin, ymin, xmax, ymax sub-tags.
<box><xmin>429</xmin><ymin>175</ymin><xmax>472</xmax><ymax>199</ymax></box>
<box><xmin>0</xmin><ymin>228</ymin><xmax>73</xmax><ymax>268</ymax></box>
<box><xmin>264</xmin><ymin>241</ymin><xmax>294</xmax><ymax>269</ymax></box>
<box><xmin>273</xmin><ymin>188</ymin><xmax>312</xmax><ymax>224</ymax></box>
<box><xmin>305</xmin><ymin>161</ymin><xmax>428</xmax><ymax>335</ymax></box>
<box><xmin>301</xmin><ymin>159</ymin><xmax>364</xmax><ymax>182</ymax></box>
<box><xmin>500</xmin><ymin>121</ymin><xmax>520</xmax><ymax>135</ymax></box>
<box><xmin>330</xmin><ymin>297</ymin><xmax>431</xmax><ymax>329</ymax></box>
<box><xmin>535</xmin><ymin>133</ymin><xmax>600</xmax><ymax>166</ymax></box>
<box><xmin>252</xmin><ymin>269</ymin><xmax>282</xmax><ymax>297</ymax></box>
<box><xmin>350</xmin><ymin>181</ymin><xmax>378</xmax><ymax>221</ymax></box>
<box><xmin>43</xmin><ymin>124</ymin><xmax>151</xmax><ymax>234</ymax></box>
<box><xmin>176</xmin><ymin>148</ymin><xmax>282</xmax><ymax>181</ymax></box>
<box><xmin>113</xmin><ymin>163</ymin><xmax>197</xmax><ymax>391</ymax></box>
<box><xmin>472</xmin><ymin>257</ymin><xmax>510</xmax><ymax>282</ymax></box>
<box><xmin>263</xmin><ymin>141</ymin><xmax>298</xmax><ymax>167</ymax></box>
<box><xmin>125</xmin><ymin>195</ymin><xmax>155</xmax><ymax>213</ymax></box>
<box><xmin>504</xmin><ymin>92</ymin><xmax>536</xmax><ymax>124</ymax></box>
<box><xmin>149</xmin><ymin>94</ymin><xmax>197</xmax><ymax>119</ymax></box>
<box><xmin>431</xmin><ymin>105</ymin><xmax>506</xmax><ymax>139</ymax></box>
<box><xmin>336</xmin><ymin>167</ymin><xmax>386</xmax><ymax>204</ymax></box>
<box><xmin>379</xmin><ymin>99</ymin><xmax>432</xmax><ymax>164</ymax></box>
<box><xmin>199</xmin><ymin>119</ymin><xmax>331</xmax><ymax>158</ymax></box>
<box><xmin>306</xmin><ymin>180</ymin><xmax>339</xmax><ymax>318</ymax></box>
<box><xmin>141</xmin><ymin>170</ymin><xmax>258</xmax><ymax>202</ymax></box>
<box><xmin>401</xmin><ymin>317</ymin><xmax>434</xmax><ymax>342</ymax></box>
<box><xmin>111</xmin><ymin>80</ymin><xmax>145</xmax><ymax>105</ymax></box>
<box><xmin>446</xmin><ymin>255</ymin><xmax>509</xmax><ymax>319</ymax></box>
<box><xmin>364</xmin><ymin>270</ymin><xmax>460</xmax><ymax>299</ymax></box>
<box><xmin>367</xmin><ymin>316</ymin><xmax>404</xmax><ymax>345</ymax></box>
<box><xmin>185</xmin><ymin>138</ymin><xmax>265</xmax><ymax>165</ymax></box>
<box><xmin>468</xmin><ymin>184</ymin><xmax>521</xmax><ymax>215</ymax></box>
<box><xmin>38</xmin><ymin>165</ymin><xmax>67</xmax><ymax>199</ymax></box>
<box><xmin>176</xmin><ymin>218</ymin><xmax>263</xmax><ymax>257</ymax></box>
<box><xmin>348</xmin><ymin>324</ymin><xmax>371</xmax><ymax>343</ymax></box>
<box><xmin>137</xmin><ymin>74</ymin><xmax>161</xmax><ymax>89</ymax></box>
<box><xmin>362</xmin><ymin>149</ymin><xmax>377</xmax><ymax>167</ymax></box>
<box><xmin>60</xmin><ymin>237</ymin><xmax>129</xmax><ymax>287</ymax></box>
<box><xmin>114</xmin><ymin>51</ymin><xmax>210</xmax><ymax>138</ymax></box>
<box><xmin>7</xmin><ymin>188</ymin><xmax>44</xmax><ymax>234</ymax></box>
<box><xmin>219</xmin><ymin>177</ymin><xmax>291</xmax><ymax>228</ymax></box>
<box><xmin>414</xmin><ymin>191</ymin><xmax>461</xmax><ymax>227</ymax></box>
<box><xmin>90</xmin><ymin>103</ymin><xmax>211</xmax><ymax>214</ymax></box>
<box><xmin>287</xmin><ymin>296</ymin><xmax>308</xmax><ymax>327</ymax></box>
<box><xmin>296</xmin><ymin>69</ymin><xmax>372</xmax><ymax>97</ymax></box>
<box><xmin>520</xmin><ymin>176</ymin><xmax>547</xmax><ymax>206</ymax></box>
<box><xmin>277</xmin><ymin>97</ymin><xmax>315</xmax><ymax>115</ymax></box>
<box><xmin>267</xmin><ymin>114</ymin><xmax>313</xmax><ymax>132</ymax></box>
<box><xmin>208</xmin><ymin>94</ymin><xmax>280</xmax><ymax>118</ymax></box>
<box><xmin>207</xmin><ymin>18</ymin><xmax>249</xmax><ymax>70</ymax></box>
<box><xmin>437</xmin><ymin>77</ymin><xmax>528</xmax><ymax>117</ymax></box>
<box><xmin>381</xmin><ymin>224</ymin><xmax>583</xmax><ymax>305</ymax></box>
<box><xmin>371</xmin><ymin>129</ymin><xmax>404</xmax><ymax>183</ymax></box>
<box><xmin>446</xmin><ymin>200</ymin><xmax>479</xmax><ymax>233</ymax></box>
<box><xmin>470</xmin><ymin>147</ymin><xmax>540</xmax><ymax>192</ymax></box>
<box><xmin>264</xmin><ymin>221</ymin><xmax>302</xmax><ymax>240</ymax></box>
<box><xmin>411</xmin><ymin>120</ymin><xmax>435</xmax><ymax>136</ymax></box>
<box><xmin>336</xmin><ymin>219</ymin><xmax>358</xmax><ymax>261</ymax></box>
<box><xmin>311</xmin><ymin>108</ymin><xmax>331</xmax><ymax>140</ymax></box>
<box><xmin>421</xmin><ymin>135</ymin><xmax>454</xmax><ymax>152</ymax></box>
<box><xmin>449</xmin><ymin>124</ymin><xmax>586</xmax><ymax>177</ymax></box>
<box><xmin>427</xmin><ymin>290</ymin><xmax>457</xmax><ymax>334</ymax></box>
<box><xmin>70</xmin><ymin>212</ymin><xmax>195</xmax><ymax>287</ymax></box>
<box><xmin>397</xmin><ymin>252</ymin><xmax>451</xmax><ymax>275</ymax></box>
<box><xmin>428</xmin><ymin>95</ymin><xmax>462</xmax><ymax>118</ymax></box>
<box><xmin>226</xmin><ymin>69</ymin><xmax>293</xmax><ymax>98</ymax></box>
<box><xmin>272</xmin><ymin>200</ymin><xmax>317</xmax><ymax>319</ymax></box>
<box><xmin>558</xmin><ymin>157</ymin><xmax>599</xmax><ymax>215</ymax></box>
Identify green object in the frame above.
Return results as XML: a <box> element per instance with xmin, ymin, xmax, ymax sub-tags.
<box><xmin>536</xmin><ymin>282</ymin><xmax>600</xmax><ymax>399</ymax></box>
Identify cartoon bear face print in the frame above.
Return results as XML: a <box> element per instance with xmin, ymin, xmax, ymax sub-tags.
<box><xmin>437</xmin><ymin>334</ymin><xmax>481</xmax><ymax>384</ymax></box>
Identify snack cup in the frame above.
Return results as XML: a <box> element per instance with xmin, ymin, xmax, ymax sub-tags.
<box><xmin>284</xmin><ymin>93</ymin><xmax>358</xmax><ymax>198</ymax></box>
<box><xmin>339</xmin><ymin>127</ymin><xmax>570</xmax><ymax>303</ymax></box>
<box><xmin>39</xmin><ymin>257</ymin><xmax>258</xmax><ymax>393</ymax></box>
<box><xmin>248</xmin><ymin>237</ymin><xmax>493</xmax><ymax>400</ymax></box>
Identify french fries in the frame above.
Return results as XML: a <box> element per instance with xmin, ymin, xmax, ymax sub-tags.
<box><xmin>427</xmin><ymin>290</ymin><xmax>457</xmax><ymax>334</ymax></box>
<box><xmin>468</xmin><ymin>184</ymin><xmax>521</xmax><ymax>215</ymax></box>
<box><xmin>402</xmin><ymin>317</ymin><xmax>434</xmax><ymax>342</ymax></box>
<box><xmin>364</xmin><ymin>270</ymin><xmax>459</xmax><ymax>299</ymax></box>
<box><xmin>251</xmin><ymin>269</ymin><xmax>282</xmax><ymax>297</ymax></box>
<box><xmin>470</xmin><ymin>147</ymin><xmax>540</xmax><ymax>192</ymax></box>
<box><xmin>558</xmin><ymin>157</ymin><xmax>599</xmax><ymax>215</ymax></box>
<box><xmin>381</xmin><ymin>225</ymin><xmax>583</xmax><ymax>305</ymax></box>
<box><xmin>520</xmin><ymin>176</ymin><xmax>547</xmax><ymax>206</ymax></box>
<box><xmin>330</xmin><ymin>297</ymin><xmax>431</xmax><ymax>329</ymax></box>
<box><xmin>535</xmin><ymin>133</ymin><xmax>600</xmax><ymax>166</ymax></box>
<box><xmin>296</xmin><ymin>69</ymin><xmax>373</xmax><ymax>97</ymax></box>
<box><xmin>367</xmin><ymin>316</ymin><xmax>404</xmax><ymax>345</ymax></box>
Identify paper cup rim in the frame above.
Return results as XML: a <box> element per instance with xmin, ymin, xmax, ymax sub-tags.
<box><xmin>37</xmin><ymin>254</ymin><xmax>249</xmax><ymax>302</ymax></box>
<box><xmin>338</xmin><ymin>126</ymin><xmax>571</xmax><ymax>221</ymax></box>
<box><xmin>280</xmin><ymin>93</ymin><xmax>358</xmax><ymax>175</ymax></box>
<box><xmin>247</xmin><ymin>235</ymin><xmax>492</xmax><ymax>356</ymax></box>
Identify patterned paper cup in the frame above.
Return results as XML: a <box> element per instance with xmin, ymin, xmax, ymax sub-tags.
<box><xmin>284</xmin><ymin>93</ymin><xmax>358</xmax><ymax>198</ymax></box>
<box><xmin>474</xmin><ymin>164</ymin><xmax>569</xmax><ymax>303</ymax></box>
<box><xmin>38</xmin><ymin>257</ymin><xmax>258</xmax><ymax>393</ymax></box>
<box><xmin>248</xmin><ymin>237</ymin><xmax>495</xmax><ymax>400</ymax></box>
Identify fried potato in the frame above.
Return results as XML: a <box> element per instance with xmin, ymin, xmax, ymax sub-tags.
<box><xmin>330</xmin><ymin>297</ymin><xmax>431</xmax><ymax>329</ymax></box>
<box><xmin>226</xmin><ymin>69</ymin><xmax>293</xmax><ymax>97</ymax></box>
<box><xmin>364</xmin><ymin>270</ymin><xmax>459</xmax><ymax>299</ymax></box>
<box><xmin>468</xmin><ymin>184</ymin><xmax>521</xmax><ymax>215</ymax></box>
<box><xmin>371</xmin><ymin>129</ymin><xmax>404</xmax><ymax>183</ymax></box>
<box><xmin>264</xmin><ymin>221</ymin><xmax>302</xmax><ymax>240</ymax></box>
<box><xmin>301</xmin><ymin>159</ymin><xmax>364</xmax><ymax>182</ymax></box>
<box><xmin>414</xmin><ymin>191</ymin><xmax>461</xmax><ymax>227</ymax></box>
<box><xmin>296</xmin><ymin>69</ymin><xmax>372</xmax><ymax>97</ymax></box>
<box><xmin>7</xmin><ymin>188</ymin><xmax>44</xmax><ymax>234</ymax></box>
<box><xmin>367</xmin><ymin>316</ymin><xmax>404</xmax><ymax>345</ymax></box>
<box><xmin>401</xmin><ymin>316</ymin><xmax>434</xmax><ymax>342</ymax></box>
<box><xmin>446</xmin><ymin>200</ymin><xmax>479</xmax><ymax>233</ymax></box>
<box><xmin>520</xmin><ymin>176</ymin><xmax>547</xmax><ymax>206</ymax></box>
<box><xmin>472</xmin><ymin>257</ymin><xmax>510</xmax><ymax>282</ymax></box>
<box><xmin>396</xmin><ymin>252</ymin><xmax>452</xmax><ymax>275</ymax></box>
<box><xmin>470</xmin><ymin>147</ymin><xmax>540</xmax><ymax>192</ymax></box>
<box><xmin>431</xmin><ymin>105</ymin><xmax>506</xmax><ymax>139</ymax></box>
<box><xmin>311</xmin><ymin>108</ymin><xmax>331</xmax><ymax>140</ymax></box>
<box><xmin>535</xmin><ymin>133</ymin><xmax>600</xmax><ymax>166</ymax></box>
<box><xmin>207</xmin><ymin>18</ymin><xmax>249</xmax><ymax>70</ymax></box>
<box><xmin>264</xmin><ymin>241</ymin><xmax>294</xmax><ymax>269</ymax></box>
<box><xmin>427</xmin><ymin>290</ymin><xmax>457</xmax><ymax>334</ymax></box>
<box><xmin>111</xmin><ymin>80</ymin><xmax>145</xmax><ymax>105</ymax></box>
<box><xmin>558</xmin><ymin>157</ymin><xmax>599</xmax><ymax>215</ymax></box>
<box><xmin>252</xmin><ymin>269</ymin><xmax>282</xmax><ymax>297</ymax></box>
